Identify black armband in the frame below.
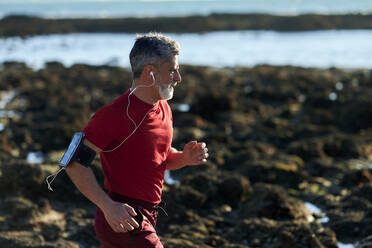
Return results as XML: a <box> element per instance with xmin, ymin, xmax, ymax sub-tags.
<box><xmin>59</xmin><ymin>132</ymin><xmax>96</xmax><ymax>168</ymax></box>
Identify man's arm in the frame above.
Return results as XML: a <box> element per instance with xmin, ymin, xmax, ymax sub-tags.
<box><xmin>65</xmin><ymin>139</ymin><xmax>139</xmax><ymax>233</ymax></box>
<box><xmin>165</xmin><ymin>141</ymin><xmax>209</xmax><ymax>170</ymax></box>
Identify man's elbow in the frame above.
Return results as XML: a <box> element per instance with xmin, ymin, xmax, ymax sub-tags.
<box><xmin>65</xmin><ymin>161</ymin><xmax>84</xmax><ymax>174</ymax></box>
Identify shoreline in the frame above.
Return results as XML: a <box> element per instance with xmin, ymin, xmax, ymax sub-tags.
<box><xmin>2</xmin><ymin>13</ymin><xmax>372</xmax><ymax>37</ymax></box>
<box><xmin>2</xmin><ymin>60</ymin><xmax>372</xmax><ymax>73</ymax></box>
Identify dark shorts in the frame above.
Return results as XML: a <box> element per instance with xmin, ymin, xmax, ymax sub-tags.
<box><xmin>95</xmin><ymin>192</ymin><xmax>163</xmax><ymax>248</ymax></box>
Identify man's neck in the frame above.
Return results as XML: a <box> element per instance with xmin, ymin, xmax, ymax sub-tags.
<box><xmin>131</xmin><ymin>80</ymin><xmax>158</xmax><ymax>105</ymax></box>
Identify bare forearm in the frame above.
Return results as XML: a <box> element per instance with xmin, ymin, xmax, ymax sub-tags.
<box><xmin>66</xmin><ymin>161</ymin><xmax>112</xmax><ymax>210</ymax></box>
<box><xmin>166</xmin><ymin>141</ymin><xmax>208</xmax><ymax>170</ymax></box>
<box><xmin>165</xmin><ymin>147</ymin><xmax>187</xmax><ymax>170</ymax></box>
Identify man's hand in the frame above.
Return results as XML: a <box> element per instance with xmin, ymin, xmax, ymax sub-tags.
<box><xmin>182</xmin><ymin>141</ymin><xmax>209</xmax><ymax>166</ymax></box>
<box><xmin>102</xmin><ymin>200</ymin><xmax>140</xmax><ymax>233</ymax></box>
<box><xmin>65</xmin><ymin>139</ymin><xmax>140</xmax><ymax>233</ymax></box>
<box><xmin>165</xmin><ymin>141</ymin><xmax>209</xmax><ymax>170</ymax></box>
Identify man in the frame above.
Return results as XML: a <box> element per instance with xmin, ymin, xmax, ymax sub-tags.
<box><xmin>65</xmin><ymin>32</ymin><xmax>209</xmax><ymax>247</ymax></box>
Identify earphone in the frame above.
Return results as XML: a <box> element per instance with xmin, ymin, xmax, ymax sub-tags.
<box><xmin>101</xmin><ymin>71</ymin><xmax>157</xmax><ymax>153</ymax></box>
<box><xmin>150</xmin><ymin>71</ymin><xmax>156</xmax><ymax>83</ymax></box>
<box><xmin>46</xmin><ymin>71</ymin><xmax>171</xmax><ymax>190</ymax></box>
<box><xmin>102</xmin><ymin>70</ymin><xmax>177</xmax><ymax>153</ymax></box>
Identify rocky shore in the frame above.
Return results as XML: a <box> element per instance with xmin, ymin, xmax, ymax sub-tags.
<box><xmin>0</xmin><ymin>62</ymin><xmax>371</xmax><ymax>247</ymax></box>
<box><xmin>2</xmin><ymin>13</ymin><xmax>372</xmax><ymax>37</ymax></box>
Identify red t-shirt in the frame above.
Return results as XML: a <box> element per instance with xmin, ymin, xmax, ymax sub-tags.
<box><xmin>83</xmin><ymin>89</ymin><xmax>173</xmax><ymax>204</ymax></box>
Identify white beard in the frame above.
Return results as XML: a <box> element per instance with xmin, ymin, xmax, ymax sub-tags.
<box><xmin>158</xmin><ymin>83</ymin><xmax>174</xmax><ymax>100</ymax></box>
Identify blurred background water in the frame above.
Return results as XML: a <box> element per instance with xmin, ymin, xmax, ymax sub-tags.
<box><xmin>1</xmin><ymin>0</ymin><xmax>372</xmax><ymax>18</ymax></box>
<box><xmin>1</xmin><ymin>30</ymin><xmax>372</xmax><ymax>69</ymax></box>
<box><xmin>1</xmin><ymin>0</ymin><xmax>371</xmax><ymax>69</ymax></box>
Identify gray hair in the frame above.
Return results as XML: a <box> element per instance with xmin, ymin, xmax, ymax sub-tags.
<box><xmin>129</xmin><ymin>32</ymin><xmax>180</xmax><ymax>79</ymax></box>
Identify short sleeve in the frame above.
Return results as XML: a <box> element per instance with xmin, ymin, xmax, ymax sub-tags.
<box><xmin>82</xmin><ymin>105</ymin><xmax>120</xmax><ymax>150</ymax></box>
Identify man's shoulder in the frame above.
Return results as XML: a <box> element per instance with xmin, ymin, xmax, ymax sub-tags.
<box><xmin>83</xmin><ymin>90</ymin><xmax>131</xmax><ymax>137</ymax></box>
<box><xmin>94</xmin><ymin>90</ymin><xmax>130</xmax><ymax>117</ymax></box>
<box><xmin>110</xmin><ymin>90</ymin><xmax>130</xmax><ymax>108</ymax></box>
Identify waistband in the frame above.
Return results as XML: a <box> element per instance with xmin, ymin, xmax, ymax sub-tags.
<box><xmin>108</xmin><ymin>191</ymin><xmax>158</xmax><ymax>211</ymax></box>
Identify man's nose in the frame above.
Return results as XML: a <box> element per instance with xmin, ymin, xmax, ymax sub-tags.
<box><xmin>174</xmin><ymin>71</ymin><xmax>182</xmax><ymax>83</ymax></box>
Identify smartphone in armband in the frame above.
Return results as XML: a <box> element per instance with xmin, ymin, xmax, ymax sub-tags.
<box><xmin>59</xmin><ymin>132</ymin><xmax>96</xmax><ymax>168</ymax></box>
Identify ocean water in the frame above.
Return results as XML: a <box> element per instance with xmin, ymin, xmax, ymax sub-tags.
<box><xmin>1</xmin><ymin>30</ymin><xmax>371</xmax><ymax>69</ymax></box>
<box><xmin>0</xmin><ymin>0</ymin><xmax>371</xmax><ymax>18</ymax></box>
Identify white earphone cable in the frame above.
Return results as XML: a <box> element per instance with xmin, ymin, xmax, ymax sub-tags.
<box><xmin>46</xmin><ymin>73</ymin><xmax>158</xmax><ymax>191</ymax></box>
<box><xmin>102</xmin><ymin>73</ymin><xmax>157</xmax><ymax>153</ymax></box>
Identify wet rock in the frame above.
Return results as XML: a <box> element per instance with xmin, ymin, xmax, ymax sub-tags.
<box><xmin>287</xmin><ymin>138</ymin><xmax>326</xmax><ymax>161</ymax></box>
<box><xmin>305</xmin><ymin>158</ymin><xmax>344</xmax><ymax>179</ymax></box>
<box><xmin>0</xmin><ymin>161</ymin><xmax>46</xmax><ymax>199</ymax></box>
<box><xmin>224</xmin><ymin>148</ymin><xmax>260</xmax><ymax>170</ymax></box>
<box><xmin>307</xmin><ymin>109</ymin><xmax>335</xmax><ymax>126</ymax></box>
<box><xmin>349</xmin><ymin>184</ymin><xmax>372</xmax><ymax>203</ymax></box>
<box><xmin>190</xmin><ymin>91</ymin><xmax>238</xmax><ymax>121</ymax></box>
<box><xmin>211</xmin><ymin>144</ymin><xmax>234</xmax><ymax>167</ymax></box>
<box><xmin>204</xmin><ymin>235</ymin><xmax>238</xmax><ymax>247</ymax></box>
<box><xmin>327</xmin><ymin>210</ymin><xmax>368</xmax><ymax>242</ymax></box>
<box><xmin>0</xmin><ymin>160</ymin><xmax>87</xmax><ymax>203</ymax></box>
<box><xmin>0</xmin><ymin>231</ymin><xmax>79</xmax><ymax>248</ymax></box>
<box><xmin>2</xmin><ymin>62</ymin><xmax>29</xmax><ymax>73</ymax></box>
<box><xmin>162</xmin><ymin>185</ymin><xmax>207</xmax><ymax>210</ymax></box>
<box><xmin>340</xmin><ymin>196</ymin><xmax>372</xmax><ymax>212</ymax></box>
<box><xmin>44</xmin><ymin>61</ymin><xmax>66</xmax><ymax>71</ymax></box>
<box><xmin>341</xmin><ymin>169</ymin><xmax>372</xmax><ymax>187</ymax></box>
<box><xmin>172</xmin><ymin>113</ymin><xmax>211</xmax><ymax>130</ymax></box>
<box><xmin>239</xmin><ymin>183</ymin><xmax>312</xmax><ymax>221</ymax></box>
<box><xmin>337</xmin><ymin>99</ymin><xmax>372</xmax><ymax>132</ymax></box>
<box><xmin>4</xmin><ymin>197</ymin><xmax>40</xmax><ymax>228</ymax></box>
<box><xmin>225</xmin><ymin>218</ymin><xmax>338</xmax><ymax>248</ymax></box>
<box><xmin>357</xmin><ymin>235</ymin><xmax>372</xmax><ymax>248</ymax></box>
<box><xmin>180</xmin><ymin>171</ymin><xmax>252</xmax><ymax>206</ymax></box>
<box><xmin>0</xmin><ymin>231</ymin><xmax>44</xmax><ymax>248</ymax></box>
<box><xmin>173</xmin><ymin>127</ymin><xmax>206</xmax><ymax>144</ymax></box>
<box><xmin>65</xmin><ymin>208</ymin><xmax>98</xmax><ymax>247</ymax></box>
<box><xmin>181</xmin><ymin>172</ymin><xmax>220</xmax><ymax>202</ymax></box>
<box><xmin>218</xmin><ymin>174</ymin><xmax>252</xmax><ymax>205</ymax></box>
<box><xmin>40</xmin><ymin>223</ymin><xmax>63</xmax><ymax>241</ymax></box>
<box><xmin>287</xmin><ymin>135</ymin><xmax>362</xmax><ymax>161</ymax></box>
<box><xmin>239</xmin><ymin>157</ymin><xmax>308</xmax><ymax>189</ymax></box>
<box><xmin>322</xmin><ymin>136</ymin><xmax>362</xmax><ymax>159</ymax></box>
<box><xmin>161</xmin><ymin>237</ymin><xmax>213</xmax><ymax>248</ymax></box>
<box><xmin>327</xmin><ymin>182</ymin><xmax>372</xmax><ymax>242</ymax></box>
<box><xmin>326</xmin><ymin>188</ymin><xmax>372</xmax><ymax>242</ymax></box>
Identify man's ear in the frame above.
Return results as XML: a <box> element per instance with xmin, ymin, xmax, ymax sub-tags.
<box><xmin>143</xmin><ymin>65</ymin><xmax>156</xmax><ymax>77</ymax></box>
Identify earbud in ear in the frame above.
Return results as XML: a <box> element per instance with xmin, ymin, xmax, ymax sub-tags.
<box><xmin>149</xmin><ymin>71</ymin><xmax>156</xmax><ymax>84</ymax></box>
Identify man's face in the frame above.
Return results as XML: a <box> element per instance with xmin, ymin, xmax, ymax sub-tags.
<box><xmin>155</xmin><ymin>55</ymin><xmax>182</xmax><ymax>101</ymax></box>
